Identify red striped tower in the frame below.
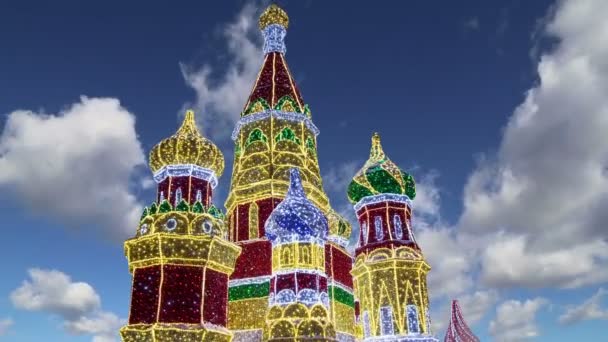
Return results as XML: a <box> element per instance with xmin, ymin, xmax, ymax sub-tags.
<box><xmin>444</xmin><ymin>300</ymin><xmax>480</xmax><ymax>342</ymax></box>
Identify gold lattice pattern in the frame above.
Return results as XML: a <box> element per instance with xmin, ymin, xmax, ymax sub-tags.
<box><xmin>259</xmin><ymin>4</ymin><xmax>289</xmax><ymax>30</ymax></box>
<box><xmin>264</xmin><ymin>303</ymin><xmax>336</xmax><ymax>341</ymax></box>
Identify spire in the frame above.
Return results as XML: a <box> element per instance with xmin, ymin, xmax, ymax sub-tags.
<box><xmin>370</xmin><ymin>132</ymin><xmax>386</xmax><ymax>162</ymax></box>
<box><xmin>176</xmin><ymin>109</ymin><xmax>200</xmax><ymax>136</ymax></box>
<box><xmin>241</xmin><ymin>4</ymin><xmax>305</xmax><ymax>115</ymax></box>
<box><xmin>259</xmin><ymin>4</ymin><xmax>289</xmax><ymax>55</ymax></box>
<box><xmin>287</xmin><ymin>167</ymin><xmax>306</xmax><ymax>197</ymax></box>
<box><xmin>444</xmin><ymin>300</ymin><xmax>480</xmax><ymax>342</ymax></box>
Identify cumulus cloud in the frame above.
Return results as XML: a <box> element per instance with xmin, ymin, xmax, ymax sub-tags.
<box><xmin>180</xmin><ymin>2</ymin><xmax>263</xmax><ymax>141</ymax></box>
<box><xmin>558</xmin><ymin>287</ymin><xmax>608</xmax><ymax>325</ymax></box>
<box><xmin>458</xmin><ymin>0</ymin><xmax>608</xmax><ymax>288</ymax></box>
<box><xmin>0</xmin><ymin>96</ymin><xmax>145</xmax><ymax>241</ymax></box>
<box><xmin>489</xmin><ymin>298</ymin><xmax>547</xmax><ymax>341</ymax></box>
<box><xmin>0</xmin><ymin>318</ymin><xmax>13</xmax><ymax>336</ymax></box>
<box><xmin>11</xmin><ymin>268</ymin><xmax>125</xmax><ymax>342</ymax></box>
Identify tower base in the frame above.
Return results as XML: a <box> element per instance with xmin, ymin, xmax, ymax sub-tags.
<box><xmin>120</xmin><ymin>323</ymin><xmax>233</xmax><ymax>342</ymax></box>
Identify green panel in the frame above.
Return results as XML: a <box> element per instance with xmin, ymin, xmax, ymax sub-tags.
<box><xmin>228</xmin><ymin>282</ymin><xmax>270</xmax><ymax>301</ymax></box>
<box><xmin>328</xmin><ymin>285</ymin><xmax>355</xmax><ymax>308</ymax></box>
<box><xmin>347</xmin><ymin>180</ymin><xmax>373</xmax><ymax>204</ymax></box>
<box><xmin>401</xmin><ymin>171</ymin><xmax>417</xmax><ymax>200</ymax></box>
<box><xmin>365</xmin><ymin>166</ymin><xmax>403</xmax><ymax>195</ymax></box>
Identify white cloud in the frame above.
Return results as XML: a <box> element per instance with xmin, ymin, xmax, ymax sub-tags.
<box><xmin>11</xmin><ymin>268</ymin><xmax>125</xmax><ymax>342</ymax></box>
<box><xmin>559</xmin><ymin>287</ymin><xmax>608</xmax><ymax>325</ymax></box>
<box><xmin>458</xmin><ymin>0</ymin><xmax>608</xmax><ymax>289</ymax></box>
<box><xmin>489</xmin><ymin>298</ymin><xmax>547</xmax><ymax>341</ymax></box>
<box><xmin>180</xmin><ymin>3</ymin><xmax>263</xmax><ymax>141</ymax></box>
<box><xmin>0</xmin><ymin>318</ymin><xmax>13</xmax><ymax>336</ymax></box>
<box><xmin>0</xmin><ymin>96</ymin><xmax>145</xmax><ymax>241</ymax></box>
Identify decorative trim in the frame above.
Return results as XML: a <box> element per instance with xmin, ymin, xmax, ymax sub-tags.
<box><xmin>353</xmin><ymin>194</ymin><xmax>412</xmax><ymax>212</ymax></box>
<box><xmin>228</xmin><ymin>276</ymin><xmax>271</xmax><ymax>287</ymax></box>
<box><xmin>153</xmin><ymin>164</ymin><xmax>218</xmax><ymax>188</ymax></box>
<box><xmin>262</xmin><ymin>24</ymin><xmax>286</xmax><ymax>55</ymax></box>
<box><xmin>232</xmin><ymin>110</ymin><xmax>320</xmax><ymax>140</ymax></box>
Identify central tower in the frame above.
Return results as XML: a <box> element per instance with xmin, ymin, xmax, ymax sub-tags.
<box><xmin>225</xmin><ymin>4</ymin><xmax>355</xmax><ymax>342</ymax></box>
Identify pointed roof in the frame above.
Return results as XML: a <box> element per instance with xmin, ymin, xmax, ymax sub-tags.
<box><xmin>264</xmin><ymin>168</ymin><xmax>328</xmax><ymax>244</ymax></box>
<box><xmin>241</xmin><ymin>4</ymin><xmax>307</xmax><ymax>116</ymax></box>
<box><xmin>444</xmin><ymin>300</ymin><xmax>480</xmax><ymax>342</ymax></box>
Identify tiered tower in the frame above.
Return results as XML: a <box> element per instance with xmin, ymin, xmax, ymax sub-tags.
<box><xmin>225</xmin><ymin>4</ymin><xmax>355</xmax><ymax>341</ymax></box>
<box><xmin>444</xmin><ymin>300</ymin><xmax>479</xmax><ymax>342</ymax></box>
<box><xmin>349</xmin><ymin>133</ymin><xmax>438</xmax><ymax>342</ymax></box>
<box><xmin>120</xmin><ymin>111</ymin><xmax>241</xmax><ymax>341</ymax></box>
<box><xmin>263</xmin><ymin>168</ymin><xmax>336</xmax><ymax>341</ymax></box>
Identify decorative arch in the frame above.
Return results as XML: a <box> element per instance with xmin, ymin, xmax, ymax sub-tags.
<box><xmin>393</xmin><ymin>214</ymin><xmax>403</xmax><ymax>240</ymax></box>
<box><xmin>274</xmin><ymin>126</ymin><xmax>301</xmax><ymax>145</ymax></box>
<box><xmin>248</xmin><ymin>202</ymin><xmax>259</xmax><ymax>239</ymax></box>
<box><xmin>375</xmin><ymin>216</ymin><xmax>384</xmax><ymax>241</ymax></box>
<box><xmin>245</xmin><ymin>128</ymin><xmax>268</xmax><ymax>147</ymax></box>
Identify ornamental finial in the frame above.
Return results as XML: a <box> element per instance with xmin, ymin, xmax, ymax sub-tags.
<box><xmin>370</xmin><ymin>132</ymin><xmax>386</xmax><ymax>162</ymax></box>
<box><xmin>177</xmin><ymin>109</ymin><xmax>200</xmax><ymax>136</ymax></box>
<box><xmin>259</xmin><ymin>4</ymin><xmax>289</xmax><ymax>30</ymax></box>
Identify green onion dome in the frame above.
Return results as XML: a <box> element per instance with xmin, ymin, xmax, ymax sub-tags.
<box><xmin>347</xmin><ymin>133</ymin><xmax>416</xmax><ymax>204</ymax></box>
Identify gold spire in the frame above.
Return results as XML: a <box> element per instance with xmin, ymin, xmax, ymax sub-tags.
<box><xmin>259</xmin><ymin>4</ymin><xmax>289</xmax><ymax>30</ymax></box>
<box><xmin>370</xmin><ymin>132</ymin><xmax>386</xmax><ymax>162</ymax></box>
<box><xmin>176</xmin><ymin>109</ymin><xmax>199</xmax><ymax>136</ymax></box>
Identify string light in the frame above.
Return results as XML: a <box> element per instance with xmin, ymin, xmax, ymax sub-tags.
<box><xmin>120</xmin><ymin>4</ymin><xmax>454</xmax><ymax>342</ymax></box>
<box><xmin>349</xmin><ymin>134</ymin><xmax>438</xmax><ymax>342</ymax></box>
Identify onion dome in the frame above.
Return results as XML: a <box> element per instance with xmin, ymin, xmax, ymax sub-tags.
<box><xmin>265</xmin><ymin>168</ymin><xmax>328</xmax><ymax>243</ymax></box>
<box><xmin>259</xmin><ymin>4</ymin><xmax>289</xmax><ymax>30</ymax></box>
<box><xmin>149</xmin><ymin>110</ymin><xmax>224</xmax><ymax>177</ymax></box>
<box><xmin>347</xmin><ymin>133</ymin><xmax>416</xmax><ymax>204</ymax></box>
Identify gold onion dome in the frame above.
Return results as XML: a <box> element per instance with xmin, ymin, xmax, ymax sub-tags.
<box><xmin>149</xmin><ymin>110</ymin><xmax>225</xmax><ymax>177</ymax></box>
<box><xmin>259</xmin><ymin>4</ymin><xmax>289</xmax><ymax>30</ymax></box>
<box><xmin>347</xmin><ymin>133</ymin><xmax>416</xmax><ymax>204</ymax></box>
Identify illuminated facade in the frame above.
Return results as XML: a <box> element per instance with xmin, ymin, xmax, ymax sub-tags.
<box><xmin>225</xmin><ymin>4</ymin><xmax>354</xmax><ymax>342</ymax></box>
<box><xmin>121</xmin><ymin>111</ymin><xmax>241</xmax><ymax>342</ymax></box>
<box><xmin>349</xmin><ymin>134</ymin><xmax>438</xmax><ymax>342</ymax></box>
<box><xmin>121</xmin><ymin>4</ymin><xmax>454</xmax><ymax>342</ymax></box>
<box><xmin>444</xmin><ymin>300</ymin><xmax>479</xmax><ymax>342</ymax></box>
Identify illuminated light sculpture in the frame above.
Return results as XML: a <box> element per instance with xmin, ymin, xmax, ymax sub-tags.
<box><xmin>262</xmin><ymin>168</ymin><xmax>336</xmax><ymax>341</ymax></box>
<box><xmin>349</xmin><ymin>133</ymin><xmax>438</xmax><ymax>342</ymax></box>
<box><xmin>120</xmin><ymin>110</ymin><xmax>241</xmax><ymax>342</ymax></box>
<box><xmin>444</xmin><ymin>300</ymin><xmax>479</xmax><ymax>342</ymax></box>
<box><xmin>225</xmin><ymin>4</ymin><xmax>354</xmax><ymax>341</ymax></box>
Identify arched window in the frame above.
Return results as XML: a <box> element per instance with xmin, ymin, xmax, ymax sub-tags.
<box><xmin>248</xmin><ymin>202</ymin><xmax>259</xmax><ymax>239</ymax></box>
<box><xmin>159</xmin><ymin>191</ymin><xmax>165</xmax><ymax>202</ymax></box>
<box><xmin>407</xmin><ymin>305</ymin><xmax>420</xmax><ymax>334</ymax></box>
<box><xmin>196</xmin><ymin>189</ymin><xmax>202</xmax><ymax>203</ymax></box>
<box><xmin>375</xmin><ymin>216</ymin><xmax>384</xmax><ymax>241</ymax></box>
<box><xmin>174</xmin><ymin>188</ymin><xmax>182</xmax><ymax>207</ymax></box>
<box><xmin>380</xmin><ymin>306</ymin><xmax>394</xmax><ymax>336</ymax></box>
<box><xmin>274</xmin><ymin>127</ymin><xmax>301</xmax><ymax>145</ymax></box>
<box><xmin>361</xmin><ymin>222</ymin><xmax>368</xmax><ymax>245</ymax></box>
<box><xmin>282</xmin><ymin>248</ymin><xmax>292</xmax><ymax>266</ymax></box>
<box><xmin>245</xmin><ymin>128</ymin><xmax>268</xmax><ymax>147</ymax></box>
<box><xmin>362</xmin><ymin>311</ymin><xmax>371</xmax><ymax>338</ymax></box>
<box><xmin>301</xmin><ymin>246</ymin><xmax>310</xmax><ymax>265</ymax></box>
<box><xmin>394</xmin><ymin>214</ymin><xmax>403</xmax><ymax>240</ymax></box>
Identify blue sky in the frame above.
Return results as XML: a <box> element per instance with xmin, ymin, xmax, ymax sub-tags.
<box><xmin>1</xmin><ymin>0</ymin><xmax>607</xmax><ymax>341</ymax></box>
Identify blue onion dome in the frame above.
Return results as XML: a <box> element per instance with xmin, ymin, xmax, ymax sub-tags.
<box><xmin>347</xmin><ymin>133</ymin><xmax>416</xmax><ymax>204</ymax></box>
<box><xmin>265</xmin><ymin>168</ymin><xmax>329</xmax><ymax>243</ymax></box>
